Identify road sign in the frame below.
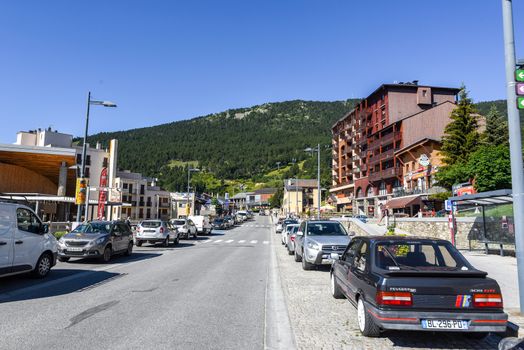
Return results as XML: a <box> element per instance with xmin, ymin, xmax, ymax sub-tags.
<box><xmin>518</xmin><ymin>83</ymin><xmax>524</xmax><ymax>96</ymax></box>
<box><xmin>518</xmin><ymin>96</ymin><xmax>524</xmax><ymax>110</ymax></box>
<box><xmin>517</xmin><ymin>69</ymin><xmax>524</xmax><ymax>82</ymax></box>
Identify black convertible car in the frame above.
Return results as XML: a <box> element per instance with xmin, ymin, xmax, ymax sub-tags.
<box><xmin>330</xmin><ymin>236</ymin><xmax>507</xmax><ymax>337</ymax></box>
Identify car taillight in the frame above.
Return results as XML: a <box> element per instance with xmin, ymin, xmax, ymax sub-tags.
<box><xmin>160</xmin><ymin>227</ymin><xmax>164</xmax><ymax>233</ymax></box>
<box><xmin>290</xmin><ymin>236</ymin><xmax>295</xmax><ymax>241</ymax></box>
<box><xmin>376</xmin><ymin>291</ymin><xmax>413</xmax><ymax>306</ymax></box>
<box><xmin>473</xmin><ymin>293</ymin><xmax>503</xmax><ymax>308</ymax></box>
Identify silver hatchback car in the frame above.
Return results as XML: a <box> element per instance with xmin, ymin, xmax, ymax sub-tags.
<box><xmin>135</xmin><ymin>220</ymin><xmax>179</xmax><ymax>247</ymax></box>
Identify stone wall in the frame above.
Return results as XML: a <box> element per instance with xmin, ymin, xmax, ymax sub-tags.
<box><xmin>392</xmin><ymin>217</ymin><xmax>515</xmax><ymax>250</ymax></box>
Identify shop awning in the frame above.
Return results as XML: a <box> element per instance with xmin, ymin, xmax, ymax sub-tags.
<box><xmin>386</xmin><ymin>195</ymin><xmax>422</xmax><ymax>209</ymax></box>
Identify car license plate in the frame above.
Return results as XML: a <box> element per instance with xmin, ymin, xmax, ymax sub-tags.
<box><xmin>422</xmin><ymin>319</ymin><xmax>468</xmax><ymax>330</ymax></box>
<box><xmin>67</xmin><ymin>247</ymin><xmax>83</xmax><ymax>252</ymax></box>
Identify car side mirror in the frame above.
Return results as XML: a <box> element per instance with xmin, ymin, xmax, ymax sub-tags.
<box><xmin>40</xmin><ymin>224</ymin><xmax>49</xmax><ymax>234</ymax></box>
<box><xmin>297</xmin><ymin>231</ymin><xmax>304</xmax><ymax>236</ymax></box>
<box><xmin>330</xmin><ymin>253</ymin><xmax>340</xmax><ymax>261</ymax></box>
<box><xmin>348</xmin><ymin>231</ymin><xmax>356</xmax><ymax>237</ymax></box>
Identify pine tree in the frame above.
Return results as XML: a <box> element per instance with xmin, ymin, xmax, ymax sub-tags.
<box><xmin>440</xmin><ymin>85</ymin><xmax>480</xmax><ymax>165</ymax></box>
<box><xmin>482</xmin><ymin>105</ymin><xmax>509</xmax><ymax>146</ymax></box>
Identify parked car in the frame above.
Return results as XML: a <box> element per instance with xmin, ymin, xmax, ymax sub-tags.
<box><xmin>276</xmin><ymin>219</ymin><xmax>284</xmax><ymax>233</ymax></box>
<box><xmin>224</xmin><ymin>215</ymin><xmax>235</xmax><ymax>228</ymax></box>
<box><xmin>354</xmin><ymin>215</ymin><xmax>368</xmax><ymax>223</ymax></box>
<box><xmin>57</xmin><ymin>220</ymin><xmax>133</xmax><ymax>263</ymax></box>
<box><xmin>211</xmin><ymin>218</ymin><xmax>228</xmax><ymax>230</ymax></box>
<box><xmin>135</xmin><ymin>220</ymin><xmax>179</xmax><ymax>247</ymax></box>
<box><xmin>330</xmin><ymin>236</ymin><xmax>508</xmax><ymax>337</ymax></box>
<box><xmin>286</xmin><ymin>225</ymin><xmax>299</xmax><ymax>256</ymax></box>
<box><xmin>169</xmin><ymin>219</ymin><xmax>197</xmax><ymax>239</ymax></box>
<box><xmin>188</xmin><ymin>215</ymin><xmax>212</xmax><ymax>235</ymax></box>
<box><xmin>0</xmin><ymin>201</ymin><xmax>57</xmax><ymax>278</ymax></box>
<box><xmin>281</xmin><ymin>223</ymin><xmax>299</xmax><ymax>246</ymax></box>
<box><xmin>237</xmin><ymin>211</ymin><xmax>250</xmax><ymax>221</ymax></box>
<box><xmin>294</xmin><ymin>220</ymin><xmax>352</xmax><ymax>270</ymax></box>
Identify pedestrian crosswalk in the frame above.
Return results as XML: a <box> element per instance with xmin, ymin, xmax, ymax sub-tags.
<box><xmin>194</xmin><ymin>238</ymin><xmax>269</xmax><ymax>246</ymax></box>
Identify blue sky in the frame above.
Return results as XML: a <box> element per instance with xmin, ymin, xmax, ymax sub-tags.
<box><xmin>0</xmin><ymin>0</ymin><xmax>523</xmax><ymax>142</ymax></box>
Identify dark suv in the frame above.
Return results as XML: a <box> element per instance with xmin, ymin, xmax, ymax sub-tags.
<box><xmin>57</xmin><ymin>220</ymin><xmax>133</xmax><ymax>262</ymax></box>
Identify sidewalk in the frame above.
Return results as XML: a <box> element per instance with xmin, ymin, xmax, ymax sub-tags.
<box><xmin>461</xmin><ymin>250</ymin><xmax>524</xmax><ymax>337</ymax></box>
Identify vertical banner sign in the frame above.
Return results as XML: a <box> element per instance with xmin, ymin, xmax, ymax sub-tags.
<box><xmin>97</xmin><ymin>168</ymin><xmax>108</xmax><ymax>219</ymax></box>
<box><xmin>75</xmin><ymin>178</ymin><xmax>88</xmax><ymax>204</ymax></box>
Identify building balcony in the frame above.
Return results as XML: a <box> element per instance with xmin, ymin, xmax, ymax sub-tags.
<box><xmin>381</xmin><ymin>148</ymin><xmax>395</xmax><ymax>161</ymax></box>
<box><xmin>368</xmin><ymin>167</ymin><xmax>402</xmax><ymax>182</ymax></box>
<box><xmin>361</xmin><ymin>163</ymin><xmax>368</xmax><ymax>172</ymax></box>
<box><xmin>352</xmin><ymin>167</ymin><xmax>361</xmax><ymax>174</ymax></box>
<box><xmin>160</xmin><ymin>202</ymin><xmax>170</xmax><ymax>208</ymax></box>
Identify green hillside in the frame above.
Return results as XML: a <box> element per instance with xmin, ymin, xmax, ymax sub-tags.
<box><xmin>87</xmin><ymin>100</ymin><xmax>358</xmax><ymax>192</ymax></box>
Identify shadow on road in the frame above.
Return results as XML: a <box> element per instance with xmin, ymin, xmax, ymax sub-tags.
<box><xmin>0</xmin><ymin>269</ymin><xmax>124</xmax><ymax>303</ymax></box>
<box><xmin>0</xmin><ymin>252</ymin><xmax>162</xmax><ymax>303</ymax></box>
<box><xmin>64</xmin><ymin>252</ymin><xmax>162</xmax><ymax>265</ymax></box>
<box><xmin>385</xmin><ymin>330</ymin><xmax>500</xmax><ymax>349</ymax></box>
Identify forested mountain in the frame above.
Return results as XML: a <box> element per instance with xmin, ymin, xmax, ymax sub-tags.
<box><xmin>87</xmin><ymin>98</ymin><xmax>513</xmax><ymax>194</ymax></box>
<box><xmin>87</xmin><ymin>100</ymin><xmax>358</xmax><ymax>192</ymax></box>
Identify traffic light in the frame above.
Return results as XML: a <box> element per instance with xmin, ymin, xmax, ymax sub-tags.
<box><xmin>75</xmin><ymin>178</ymin><xmax>88</xmax><ymax>205</ymax></box>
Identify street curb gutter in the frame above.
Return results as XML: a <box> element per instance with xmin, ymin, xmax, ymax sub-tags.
<box><xmin>265</xmin><ymin>217</ymin><xmax>297</xmax><ymax>350</ymax></box>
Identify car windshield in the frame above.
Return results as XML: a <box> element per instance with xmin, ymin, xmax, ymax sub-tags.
<box><xmin>306</xmin><ymin>222</ymin><xmax>347</xmax><ymax>236</ymax></box>
<box><xmin>172</xmin><ymin>220</ymin><xmax>186</xmax><ymax>225</ymax></box>
<box><xmin>285</xmin><ymin>225</ymin><xmax>298</xmax><ymax>232</ymax></box>
<box><xmin>214</xmin><ymin>219</ymin><xmax>223</xmax><ymax>223</ymax></box>
<box><xmin>141</xmin><ymin>221</ymin><xmax>161</xmax><ymax>228</ymax></box>
<box><xmin>375</xmin><ymin>241</ymin><xmax>467</xmax><ymax>271</ymax></box>
<box><xmin>72</xmin><ymin>222</ymin><xmax>111</xmax><ymax>234</ymax></box>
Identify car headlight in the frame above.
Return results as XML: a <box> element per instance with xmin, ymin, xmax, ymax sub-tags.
<box><xmin>58</xmin><ymin>237</ymin><xmax>65</xmax><ymax>244</ymax></box>
<box><xmin>307</xmin><ymin>242</ymin><xmax>320</xmax><ymax>250</ymax></box>
<box><xmin>95</xmin><ymin>237</ymin><xmax>106</xmax><ymax>245</ymax></box>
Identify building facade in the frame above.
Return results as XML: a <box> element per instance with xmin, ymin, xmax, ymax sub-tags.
<box><xmin>283</xmin><ymin>179</ymin><xmax>319</xmax><ymax>216</ymax></box>
<box><xmin>330</xmin><ymin>82</ymin><xmax>460</xmax><ymax>218</ymax></box>
<box><xmin>1</xmin><ymin>128</ymin><xmax>119</xmax><ymax>221</ymax></box>
<box><xmin>115</xmin><ymin>170</ymin><xmax>171</xmax><ymax>222</ymax></box>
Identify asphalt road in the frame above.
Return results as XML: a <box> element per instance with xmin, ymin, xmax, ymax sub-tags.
<box><xmin>0</xmin><ymin>216</ymin><xmax>292</xmax><ymax>350</ymax></box>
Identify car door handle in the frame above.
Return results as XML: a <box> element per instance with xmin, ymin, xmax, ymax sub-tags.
<box><xmin>0</xmin><ymin>241</ymin><xmax>7</xmax><ymax>246</ymax></box>
<box><xmin>15</xmin><ymin>240</ymin><xmax>23</xmax><ymax>244</ymax></box>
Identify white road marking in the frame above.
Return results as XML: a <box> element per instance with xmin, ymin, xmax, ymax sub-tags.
<box><xmin>201</xmin><ymin>240</ymin><xmax>212</xmax><ymax>243</ymax></box>
<box><xmin>225</xmin><ymin>239</ymin><xmax>234</xmax><ymax>243</ymax></box>
<box><xmin>214</xmin><ymin>239</ymin><xmax>223</xmax><ymax>243</ymax></box>
<box><xmin>263</xmin><ymin>241</ymin><xmax>269</xmax><ymax>245</ymax></box>
<box><xmin>238</xmin><ymin>240</ymin><xmax>246</xmax><ymax>243</ymax></box>
<box><xmin>250</xmin><ymin>240</ymin><xmax>258</xmax><ymax>244</ymax></box>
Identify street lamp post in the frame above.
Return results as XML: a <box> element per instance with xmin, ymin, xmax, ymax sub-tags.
<box><xmin>187</xmin><ymin>167</ymin><xmax>200</xmax><ymax>217</ymax></box>
<box><xmin>76</xmin><ymin>92</ymin><xmax>117</xmax><ymax>222</ymax></box>
<box><xmin>305</xmin><ymin>144</ymin><xmax>321</xmax><ymax>219</ymax></box>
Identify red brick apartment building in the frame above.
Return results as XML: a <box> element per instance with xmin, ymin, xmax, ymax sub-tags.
<box><xmin>330</xmin><ymin>81</ymin><xmax>460</xmax><ymax>218</ymax></box>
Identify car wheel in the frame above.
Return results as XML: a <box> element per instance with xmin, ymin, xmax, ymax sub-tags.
<box><xmin>101</xmin><ymin>246</ymin><xmax>112</xmax><ymax>263</ymax></box>
<box><xmin>287</xmin><ymin>245</ymin><xmax>293</xmax><ymax>255</ymax></box>
<box><xmin>174</xmin><ymin>236</ymin><xmax>180</xmax><ymax>245</ymax></box>
<box><xmin>32</xmin><ymin>253</ymin><xmax>52</xmax><ymax>278</ymax></box>
<box><xmin>357</xmin><ymin>298</ymin><xmax>380</xmax><ymax>337</ymax></box>
<box><xmin>331</xmin><ymin>273</ymin><xmax>344</xmax><ymax>299</ymax></box>
<box><xmin>124</xmin><ymin>242</ymin><xmax>133</xmax><ymax>256</ymax></box>
<box><xmin>164</xmin><ymin>236</ymin><xmax>170</xmax><ymax>247</ymax></box>
<box><xmin>58</xmin><ymin>257</ymin><xmax>70</xmax><ymax>262</ymax></box>
<box><xmin>136</xmin><ymin>240</ymin><xmax>142</xmax><ymax>247</ymax></box>
<box><xmin>302</xmin><ymin>256</ymin><xmax>314</xmax><ymax>270</ymax></box>
<box><xmin>294</xmin><ymin>249</ymin><xmax>302</xmax><ymax>262</ymax></box>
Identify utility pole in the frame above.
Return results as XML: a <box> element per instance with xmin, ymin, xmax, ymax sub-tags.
<box><xmin>317</xmin><ymin>143</ymin><xmax>321</xmax><ymax>219</ymax></box>
<box><xmin>501</xmin><ymin>0</ymin><xmax>524</xmax><ymax>314</ymax></box>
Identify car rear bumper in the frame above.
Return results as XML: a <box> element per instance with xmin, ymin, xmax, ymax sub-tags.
<box><xmin>365</xmin><ymin>300</ymin><xmax>508</xmax><ymax>332</ymax></box>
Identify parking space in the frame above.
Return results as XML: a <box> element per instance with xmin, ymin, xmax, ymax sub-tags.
<box><xmin>271</xmin><ymin>221</ymin><xmax>504</xmax><ymax>350</ymax></box>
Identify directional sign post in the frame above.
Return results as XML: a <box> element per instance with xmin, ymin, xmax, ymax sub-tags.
<box><xmin>517</xmin><ymin>69</ymin><xmax>524</xmax><ymax>82</ymax></box>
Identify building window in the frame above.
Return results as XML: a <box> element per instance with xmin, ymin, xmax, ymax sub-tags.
<box><xmin>123</xmin><ymin>183</ymin><xmax>128</xmax><ymax>189</ymax></box>
<box><xmin>103</xmin><ymin>157</ymin><xmax>108</xmax><ymax>168</ymax></box>
<box><xmin>85</xmin><ymin>167</ymin><xmax>90</xmax><ymax>178</ymax></box>
<box><xmin>76</xmin><ymin>154</ymin><xmax>82</xmax><ymax>164</ymax></box>
<box><xmin>422</xmin><ymin>89</ymin><xmax>427</xmax><ymax>97</ymax></box>
<box><xmin>379</xmin><ymin>182</ymin><xmax>387</xmax><ymax>196</ymax></box>
<box><xmin>140</xmin><ymin>185</ymin><xmax>145</xmax><ymax>195</ymax></box>
<box><xmin>86</xmin><ymin>155</ymin><xmax>91</xmax><ymax>166</ymax></box>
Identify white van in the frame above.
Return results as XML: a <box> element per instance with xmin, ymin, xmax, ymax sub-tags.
<box><xmin>0</xmin><ymin>201</ymin><xmax>58</xmax><ymax>278</ymax></box>
<box><xmin>188</xmin><ymin>215</ymin><xmax>212</xmax><ymax>235</ymax></box>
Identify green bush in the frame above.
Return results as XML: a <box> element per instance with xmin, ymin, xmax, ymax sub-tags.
<box><xmin>53</xmin><ymin>231</ymin><xmax>68</xmax><ymax>239</ymax></box>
